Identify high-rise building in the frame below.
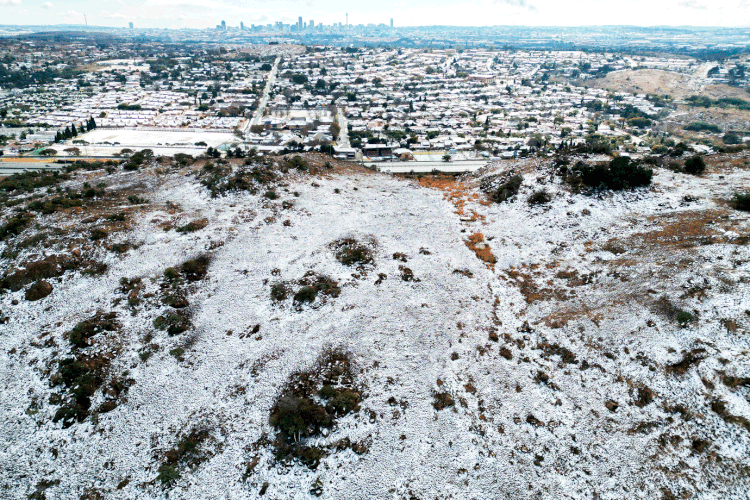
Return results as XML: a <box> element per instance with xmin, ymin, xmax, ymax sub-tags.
<box><xmin>346</xmin><ymin>13</ymin><xmax>348</xmax><ymax>26</ymax></box>
<box><xmin>240</xmin><ymin>21</ymin><xmax>244</xmax><ymax>30</ymax></box>
<box><xmin>129</xmin><ymin>22</ymin><xmax>134</xmax><ymax>29</ymax></box>
<box><xmin>310</xmin><ymin>20</ymin><xmax>314</xmax><ymax>30</ymax></box>
<box><xmin>298</xmin><ymin>16</ymin><xmax>303</xmax><ymax>31</ymax></box>
<box><xmin>221</xmin><ymin>20</ymin><xmax>226</xmax><ymax>30</ymax></box>
<box><xmin>390</xmin><ymin>19</ymin><xmax>393</xmax><ymax>28</ymax></box>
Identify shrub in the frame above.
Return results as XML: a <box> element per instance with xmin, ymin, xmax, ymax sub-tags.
<box><xmin>285</xmin><ymin>155</ymin><xmax>308</xmax><ymax>171</ymax></box>
<box><xmin>176</xmin><ymin>218</ymin><xmax>208</xmax><ymax>233</ymax></box>
<box><xmin>332</xmin><ymin>238</ymin><xmax>374</xmax><ymax>267</ymax></box>
<box><xmin>270</xmin><ymin>395</ymin><xmax>331</xmax><ymax>440</ymax></box>
<box><xmin>153</xmin><ymin>311</ymin><xmax>192</xmax><ymax>336</ymax></box>
<box><xmin>527</xmin><ymin>189</ymin><xmax>551</xmax><ymax>205</ymax></box>
<box><xmin>491</xmin><ymin>174</ymin><xmax>523</xmax><ymax>202</ymax></box>
<box><xmin>0</xmin><ymin>212</ymin><xmax>33</xmax><ymax>240</ymax></box>
<box><xmin>676</xmin><ymin>311</ymin><xmax>696</xmax><ymax>328</ymax></box>
<box><xmin>264</xmin><ymin>190</ymin><xmax>278</xmax><ymax>200</ymax></box>
<box><xmin>684</xmin><ymin>155</ymin><xmax>706</xmax><ymax>175</ymax></box>
<box><xmin>156</xmin><ymin>464</ymin><xmax>180</xmax><ymax>486</ymax></box>
<box><xmin>270</xmin><ymin>349</ymin><xmax>362</xmax><ymax>467</ymax></box>
<box><xmin>25</xmin><ymin>280</ymin><xmax>53</xmax><ymax>301</ymax></box>
<box><xmin>433</xmin><ymin>392</ymin><xmax>455</xmax><ymax>410</ymax></box>
<box><xmin>67</xmin><ymin>312</ymin><xmax>119</xmax><ymax>348</ymax></box>
<box><xmin>293</xmin><ymin>286</ymin><xmax>318</xmax><ymax>305</ymax></box>
<box><xmin>180</xmin><ymin>255</ymin><xmax>211</xmax><ymax>282</ymax></box>
<box><xmin>571</xmin><ymin>157</ymin><xmax>652</xmax><ymax>191</ymax></box>
<box><xmin>731</xmin><ymin>192</ymin><xmax>750</xmax><ymax>211</ymax></box>
<box><xmin>270</xmin><ymin>283</ymin><xmax>288</xmax><ymax>302</ymax></box>
<box><xmin>127</xmin><ymin>195</ymin><xmax>148</xmax><ymax>205</ymax></box>
<box><xmin>90</xmin><ymin>228</ymin><xmax>108</xmax><ymax>241</ymax></box>
<box><xmin>723</xmin><ymin>133</ymin><xmax>742</xmax><ymax>145</ymax></box>
<box><xmin>684</xmin><ymin>122</ymin><xmax>721</xmax><ymax>133</ymax></box>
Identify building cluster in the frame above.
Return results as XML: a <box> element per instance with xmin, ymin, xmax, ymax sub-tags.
<box><xmin>0</xmin><ymin>36</ymin><xmax>745</xmax><ymax>158</ymax></box>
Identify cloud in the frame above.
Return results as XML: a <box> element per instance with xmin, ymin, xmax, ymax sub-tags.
<box><xmin>0</xmin><ymin>0</ymin><xmax>22</xmax><ymax>5</ymax></box>
<box><xmin>493</xmin><ymin>0</ymin><xmax>538</xmax><ymax>12</ymax></box>
<box><xmin>42</xmin><ymin>2</ymin><xmax>52</xmax><ymax>8</ymax></box>
<box><xmin>678</xmin><ymin>0</ymin><xmax>707</xmax><ymax>8</ymax></box>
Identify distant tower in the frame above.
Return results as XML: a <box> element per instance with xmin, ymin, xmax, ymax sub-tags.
<box><xmin>221</xmin><ymin>20</ymin><xmax>226</xmax><ymax>30</ymax></box>
<box><xmin>240</xmin><ymin>21</ymin><xmax>244</xmax><ymax>30</ymax></box>
<box><xmin>298</xmin><ymin>16</ymin><xmax>303</xmax><ymax>30</ymax></box>
<box><xmin>310</xmin><ymin>20</ymin><xmax>314</xmax><ymax>30</ymax></box>
<box><xmin>346</xmin><ymin>13</ymin><xmax>348</xmax><ymax>26</ymax></box>
<box><xmin>390</xmin><ymin>18</ymin><xmax>393</xmax><ymax>28</ymax></box>
<box><xmin>129</xmin><ymin>22</ymin><xmax>134</xmax><ymax>29</ymax></box>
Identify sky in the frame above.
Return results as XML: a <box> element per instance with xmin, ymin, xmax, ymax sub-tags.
<box><xmin>0</xmin><ymin>0</ymin><xmax>748</xmax><ymax>29</ymax></box>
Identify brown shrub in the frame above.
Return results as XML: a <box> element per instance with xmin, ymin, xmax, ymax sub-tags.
<box><xmin>25</xmin><ymin>280</ymin><xmax>53</xmax><ymax>301</ymax></box>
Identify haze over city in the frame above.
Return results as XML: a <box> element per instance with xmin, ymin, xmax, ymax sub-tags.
<box><xmin>2</xmin><ymin>0</ymin><xmax>750</xmax><ymax>28</ymax></box>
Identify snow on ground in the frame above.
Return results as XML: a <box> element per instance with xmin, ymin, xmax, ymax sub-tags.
<box><xmin>1</xmin><ymin>154</ymin><xmax>750</xmax><ymax>499</ymax></box>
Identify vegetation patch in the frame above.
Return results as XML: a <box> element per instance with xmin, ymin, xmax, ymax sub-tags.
<box><xmin>527</xmin><ymin>189</ymin><xmax>552</xmax><ymax>205</ymax></box>
<box><xmin>1</xmin><ymin>253</ymin><xmax>107</xmax><ymax>293</ymax></box>
<box><xmin>66</xmin><ymin>312</ymin><xmax>120</xmax><ymax>348</ymax></box>
<box><xmin>331</xmin><ymin>238</ymin><xmax>375</xmax><ymax>267</ymax></box>
<box><xmin>25</xmin><ymin>280</ymin><xmax>53</xmax><ymax>301</ymax></box>
<box><xmin>655</xmin><ymin>296</ymin><xmax>697</xmax><ymax>328</ymax></box>
<box><xmin>683</xmin><ymin>155</ymin><xmax>706</xmax><ymax>175</ymax></box>
<box><xmin>482</xmin><ymin>173</ymin><xmax>523</xmax><ymax>203</ymax></box>
<box><xmin>271</xmin><ymin>271</ymin><xmax>341</xmax><ymax>310</ymax></box>
<box><xmin>564</xmin><ymin>157</ymin><xmax>652</xmax><ymax>192</ymax></box>
<box><xmin>433</xmin><ymin>392</ymin><xmax>455</xmax><ymax>411</ymax></box>
<box><xmin>269</xmin><ymin>349</ymin><xmax>365</xmax><ymax>469</ymax></box>
<box><xmin>0</xmin><ymin>212</ymin><xmax>34</xmax><ymax>241</ymax></box>
<box><xmin>684</xmin><ymin>122</ymin><xmax>721</xmax><ymax>134</ymax></box>
<box><xmin>176</xmin><ymin>218</ymin><xmax>208</xmax><ymax>233</ymax></box>
<box><xmin>731</xmin><ymin>192</ymin><xmax>750</xmax><ymax>212</ymax></box>
<box><xmin>155</xmin><ymin>428</ymin><xmax>213</xmax><ymax>487</ymax></box>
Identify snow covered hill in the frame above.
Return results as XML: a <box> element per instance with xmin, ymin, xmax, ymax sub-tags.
<box><xmin>1</xmin><ymin>152</ymin><xmax>749</xmax><ymax>499</ymax></box>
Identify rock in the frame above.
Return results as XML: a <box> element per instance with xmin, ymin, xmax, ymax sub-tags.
<box><xmin>25</xmin><ymin>280</ymin><xmax>53</xmax><ymax>301</ymax></box>
<box><xmin>605</xmin><ymin>400</ymin><xmax>619</xmax><ymax>412</ymax></box>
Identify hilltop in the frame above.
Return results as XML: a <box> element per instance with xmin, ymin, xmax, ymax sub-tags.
<box><xmin>1</xmin><ymin>151</ymin><xmax>749</xmax><ymax>499</ymax></box>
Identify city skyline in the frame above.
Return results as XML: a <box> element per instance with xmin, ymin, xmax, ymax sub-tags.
<box><xmin>0</xmin><ymin>0</ymin><xmax>749</xmax><ymax>29</ymax></box>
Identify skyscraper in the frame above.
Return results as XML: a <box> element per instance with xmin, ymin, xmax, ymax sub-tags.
<box><xmin>221</xmin><ymin>20</ymin><xmax>226</xmax><ymax>30</ymax></box>
<box><xmin>310</xmin><ymin>20</ymin><xmax>314</xmax><ymax>30</ymax></box>
<box><xmin>129</xmin><ymin>22</ymin><xmax>134</xmax><ymax>29</ymax></box>
<box><xmin>390</xmin><ymin>19</ymin><xmax>393</xmax><ymax>28</ymax></box>
<box><xmin>240</xmin><ymin>21</ymin><xmax>244</xmax><ymax>30</ymax></box>
<box><xmin>298</xmin><ymin>17</ymin><xmax>303</xmax><ymax>31</ymax></box>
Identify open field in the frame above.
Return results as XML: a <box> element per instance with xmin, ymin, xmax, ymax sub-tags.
<box><xmin>57</xmin><ymin>129</ymin><xmax>239</xmax><ymax>157</ymax></box>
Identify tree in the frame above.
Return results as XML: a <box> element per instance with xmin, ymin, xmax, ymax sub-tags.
<box><xmin>442</xmin><ymin>154</ymin><xmax>452</xmax><ymax>162</ymax></box>
<box><xmin>71</xmin><ymin>124</ymin><xmax>78</xmax><ymax>137</ymax></box>
<box><xmin>39</xmin><ymin>149</ymin><xmax>57</xmax><ymax>157</ymax></box>
<box><xmin>315</xmin><ymin>79</ymin><xmax>327</xmax><ymax>90</ymax></box>
<box><xmin>64</xmin><ymin>147</ymin><xmax>81</xmax><ymax>156</ymax></box>
<box><xmin>684</xmin><ymin>155</ymin><xmax>706</xmax><ymax>175</ymax></box>
<box><xmin>329</xmin><ymin>122</ymin><xmax>341</xmax><ymax>140</ymax></box>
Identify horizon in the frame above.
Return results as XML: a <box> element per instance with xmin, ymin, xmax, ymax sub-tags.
<box><xmin>0</xmin><ymin>0</ymin><xmax>749</xmax><ymax>30</ymax></box>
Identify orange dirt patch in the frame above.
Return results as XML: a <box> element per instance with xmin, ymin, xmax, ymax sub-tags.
<box><xmin>418</xmin><ymin>176</ymin><xmax>486</xmax><ymax>222</ymax></box>
<box><xmin>464</xmin><ymin>232</ymin><xmax>497</xmax><ymax>268</ymax></box>
<box><xmin>504</xmin><ymin>267</ymin><xmax>570</xmax><ymax>304</ymax></box>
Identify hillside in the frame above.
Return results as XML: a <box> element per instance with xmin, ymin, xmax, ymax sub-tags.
<box><xmin>1</xmin><ymin>152</ymin><xmax>750</xmax><ymax>499</ymax></box>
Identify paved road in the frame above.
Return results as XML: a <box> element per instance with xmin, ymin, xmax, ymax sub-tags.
<box><xmin>375</xmin><ymin>160</ymin><xmax>489</xmax><ymax>174</ymax></box>
<box><xmin>0</xmin><ymin>162</ymin><xmax>63</xmax><ymax>175</ymax></box>
<box><xmin>336</xmin><ymin>107</ymin><xmax>350</xmax><ymax>148</ymax></box>
<box><xmin>247</xmin><ymin>56</ymin><xmax>281</xmax><ymax>130</ymax></box>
